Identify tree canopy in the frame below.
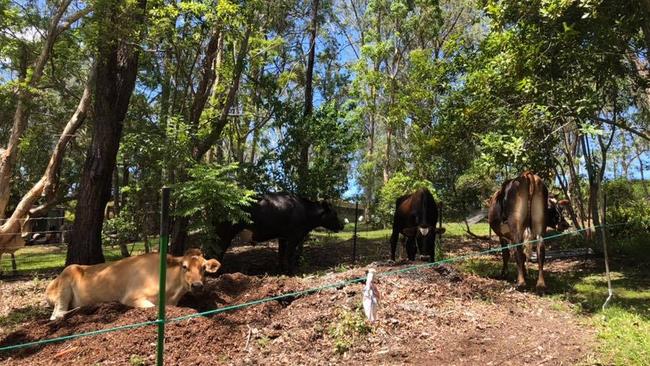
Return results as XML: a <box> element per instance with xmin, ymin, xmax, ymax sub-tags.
<box><xmin>1</xmin><ymin>0</ymin><xmax>648</xmax><ymax>261</ymax></box>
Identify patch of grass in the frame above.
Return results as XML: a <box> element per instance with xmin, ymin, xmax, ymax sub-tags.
<box><xmin>129</xmin><ymin>354</ymin><xmax>146</xmax><ymax>366</ymax></box>
<box><xmin>0</xmin><ymin>305</ymin><xmax>50</xmax><ymax>328</ymax></box>
<box><xmin>328</xmin><ymin>307</ymin><xmax>371</xmax><ymax>354</ymax></box>
<box><xmin>333</xmin><ymin>263</ymin><xmax>351</xmax><ymax>273</ymax></box>
<box><xmin>312</xmin><ymin>222</ymin><xmax>490</xmax><ymax>243</ymax></box>
<box><xmin>595</xmin><ymin>306</ymin><xmax>650</xmax><ymax>365</ymax></box>
<box><xmin>257</xmin><ymin>335</ymin><xmax>271</xmax><ymax>348</ymax></box>
<box><xmin>458</xmin><ymin>252</ymin><xmax>650</xmax><ymax>366</ymax></box>
<box><xmin>443</xmin><ymin>222</ymin><xmax>490</xmax><ymax>237</ymax></box>
<box><xmin>458</xmin><ymin>256</ymin><xmax>504</xmax><ymax>278</ymax></box>
<box><xmin>0</xmin><ymin>240</ymin><xmax>156</xmax><ymax>273</ymax></box>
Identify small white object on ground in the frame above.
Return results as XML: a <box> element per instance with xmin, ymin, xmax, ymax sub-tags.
<box><xmin>363</xmin><ymin>268</ymin><xmax>381</xmax><ymax>322</ymax></box>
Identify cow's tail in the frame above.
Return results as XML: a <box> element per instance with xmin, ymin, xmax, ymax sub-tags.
<box><xmin>522</xmin><ymin>171</ymin><xmax>537</xmax><ymax>230</ymax></box>
<box><xmin>522</xmin><ymin>171</ymin><xmax>536</xmax><ymax>198</ymax></box>
<box><xmin>421</xmin><ymin>189</ymin><xmax>428</xmax><ymax>228</ymax></box>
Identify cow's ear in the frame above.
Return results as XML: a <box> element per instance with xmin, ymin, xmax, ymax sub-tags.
<box><xmin>167</xmin><ymin>256</ymin><xmax>182</xmax><ymax>266</ymax></box>
<box><xmin>558</xmin><ymin>199</ymin><xmax>570</xmax><ymax>207</ymax></box>
<box><xmin>204</xmin><ymin>259</ymin><xmax>221</xmax><ymax>273</ymax></box>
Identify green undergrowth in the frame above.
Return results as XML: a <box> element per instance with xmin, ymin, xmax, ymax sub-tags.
<box><xmin>0</xmin><ymin>305</ymin><xmax>50</xmax><ymax>331</ymax></box>
<box><xmin>328</xmin><ymin>305</ymin><xmax>371</xmax><ymax>355</ymax></box>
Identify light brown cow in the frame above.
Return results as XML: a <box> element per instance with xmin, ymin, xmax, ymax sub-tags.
<box><xmin>488</xmin><ymin>172</ymin><xmax>570</xmax><ymax>291</ymax></box>
<box><xmin>0</xmin><ymin>215</ymin><xmax>33</xmax><ymax>274</ymax></box>
<box><xmin>46</xmin><ymin>248</ymin><xmax>220</xmax><ymax>320</ymax></box>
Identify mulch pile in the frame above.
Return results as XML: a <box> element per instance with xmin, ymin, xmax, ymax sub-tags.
<box><xmin>0</xmin><ymin>262</ymin><xmax>594</xmax><ymax>365</ymax></box>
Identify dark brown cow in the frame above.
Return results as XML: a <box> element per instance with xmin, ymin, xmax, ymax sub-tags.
<box><xmin>389</xmin><ymin>188</ymin><xmax>443</xmax><ymax>262</ymax></box>
<box><xmin>488</xmin><ymin>172</ymin><xmax>570</xmax><ymax>290</ymax></box>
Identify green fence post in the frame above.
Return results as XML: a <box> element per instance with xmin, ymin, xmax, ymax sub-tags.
<box><xmin>157</xmin><ymin>187</ymin><xmax>170</xmax><ymax>366</ymax></box>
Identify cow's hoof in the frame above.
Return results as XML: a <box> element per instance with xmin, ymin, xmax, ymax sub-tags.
<box><xmin>536</xmin><ymin>282</ymin><xmax>547</xmax><ymax>294</ymax></box>
<box><xmin>516</xmin><ymin>281</ymin><xmax>527</xmax><ymax>290</ymax></box>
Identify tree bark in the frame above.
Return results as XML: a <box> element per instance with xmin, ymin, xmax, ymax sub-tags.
<box><xmin>66</xmin><ymin>0</ymin><xmax>146</xmax><ymax>265</ymax></box>
<box><xmin>297</xmin><ymin>0</ymin><xmax>320</xmax><ymax>196</ymax></box>
<box><xmin>0</xmin><ymin>65</ymin><xmax>94</xmax><ymax>248</ymax></box>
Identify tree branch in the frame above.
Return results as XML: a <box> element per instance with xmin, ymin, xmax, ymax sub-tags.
<box><xmin>56</xmin><ymin>6</ymin><xmax>94</xmax><ymax>36</ymax></box>
<box><xmin>594</xmin><ymin>116</ymin><xmax>649</xmax><ymax>142</ymax></box>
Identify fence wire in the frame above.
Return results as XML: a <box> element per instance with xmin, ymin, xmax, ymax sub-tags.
<box><xmin>0</xmin><ymin>223</ymin><xmax>621</xmax><ymax>353</ymax></box>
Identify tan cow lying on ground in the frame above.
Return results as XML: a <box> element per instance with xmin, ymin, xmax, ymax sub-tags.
<box><xmin>46</xmin><ymin>248</ymin><xmax>220</xmax><ymax>320</ymax></box>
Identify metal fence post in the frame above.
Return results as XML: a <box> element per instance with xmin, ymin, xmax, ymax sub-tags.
<box><xmin>600</xmin><ymin>191</ymin><xmax>613</xmax><ymax>310</ymax></box>
<box><xmin>157</xmin><ymin>187</ymin><xmax>170</xmax><ymax>366</ymax></box>
<box><xmin>352</xmin><ymin>201</ymin><xmax>359</xmax><ymax>263</ymax></box>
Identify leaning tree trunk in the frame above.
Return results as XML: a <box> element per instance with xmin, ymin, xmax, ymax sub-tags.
<box><xmin>0</xmin><ymin>65</ymin><xmax>94</xmax><ymax>249</ymax></box>
<box><xmin>66</xmin><ymin>0</ymin><xmax>145</xmax><ymax>265</ymax></box>
<box><xmin>0</xmin><ymin>0</ymin><xmax>85</xmax><ymax>217</ymax></box>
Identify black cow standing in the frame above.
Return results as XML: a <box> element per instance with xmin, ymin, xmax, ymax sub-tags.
<box><xmin>214</xmin><ymin>193</ymin><xmax>344</xmax><ymax>275</ymax></box>
<box><xmin>389</xmin><ymin>188</ymin><xmax>442</xmax><ymax>262</ymax></box>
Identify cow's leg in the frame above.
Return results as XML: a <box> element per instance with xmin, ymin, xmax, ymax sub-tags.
<box><xmin>295</xmin><ymin>236</ymin><xmax>307</xmax><ymax>267</ymax></box>
<box><xmin>514</xmin><ymin>244</ymin><xmax>527</xmax><ymax>288</ymax></box>
<box><xmin>49</xmin><ymin>281</ymin><xmax>73</xmax><ymax>321</ymax></box>
<box><xmin>285</xmin><ymin>239</ymin><xmax>298</xmax><ymax>275</ymax></box>
<box><xmin>509</xmin><ymin>223</ymin><xmax>527</xmax><ymax>288</ymax></box>
<box><xmin>499</xmin><ymin>237</ymin><xmax>510</xmax><ymax>279</ymax></box>
<box><xmin>530</xmin><ymin>189</ymin><xmax>548</xmax><ymax>292</ymax></box>
<box><xmin>389</xmin><ymin>228</ymin><xmax>399</xmax><ymax>261</ymax></box>
<box><xmin>405</xmin><ymin>236</ymin><xmax>417</xmax><ymax>261</ymax></box>
<box><xmin>10</xmin><ymin>253</ymin><xmax>17</xmax><ymax>273</ymax></box>
<box><xmin>125</xmin><ymin>297</ymin><xmax>156</xmax><ymax>308</ymax></box>
<box><xmin>416</xmin><ymin>233</ymin><xmax>425</xmax><ymax>257</ymax></box>
<box><xmin>214</xmin><ymin>222</ymin><xmax>240</xmax><ymax>260</ymax></box>
<box><xmin>535</xmin><ymin>235</ymin><xmax>546</xmax><ymax>291</ymax></box>
<box><xmin>426</xmin><ymin>232</ymin><xmax>436</xmax><ymax>262</ymax></box>
<box><xmin>278</xmin><ymin>238</ymin><xmax>288</xmax><ymax>274</ymax></box>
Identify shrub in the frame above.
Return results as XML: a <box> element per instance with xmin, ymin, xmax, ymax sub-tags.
<box><xmin>328</xmin><ymin>307</ymin><xmax>371</xmax><ymax>354</ymax></box>
<box><xmin>102</xmin><ymin>211</ymin><xmax>139</xmax><ymax>247</ymax></box>
<box><xmin>377</xmin><ymin>172</ymin><xmax>436</xmax><ymax>227</ymax></box>
<box><xmin>174</xmin><ymin>163</ymin><xmax>256</xmax><ymax>256</ymax></box>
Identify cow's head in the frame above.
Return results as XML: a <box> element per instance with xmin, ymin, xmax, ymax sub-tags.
<box><xmin>548</xmin><ymin>198</ymin><xmax>571</xmax><ymax>232</ymax></box>
<box><xmin>318</xmin><ymin>201</ymin><xmax>345</xmax><ymax>232</ymax></box>
<box><xmin>174</xmin><ymin>248</ymin><xmax>221</xmax><ymax>293</ymax></box>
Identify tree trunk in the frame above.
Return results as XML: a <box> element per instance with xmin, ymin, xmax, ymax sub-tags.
<box><xmin>297</xmin><ymin>0</ymin><xmax>320</xmax><ymax>196</ymax></box>
<box><xmin>0</xmin><ymin>0</ymin><xmax>81</xmax><ymax>217</ymax></box>
<box><xmin>0</xmin><ymin>65</ymin><xmax>94</xmax><ymax>248</ymax></box>
<box><xmin>170</xmin><ymin>26</ymin><xmax>251</xmax><ymax>255</ymax></box>
<box><xmin>66</xmin><ymin>0</ymin><xmax>146</xmax><ymax>265</ymax></box>
<box><xmin>383</xmin><ymin>128</ymin><xmax>392</xmax><ymax>183</ymax></box>
<box><xmin>562</xmin><ymin>125</ymin><xmax>587</xmax><ymax>227</ymax></box>
<box><xmin>635</xmin><ymin>141</ymin><xmax>649</xmax><ymax>196</ymax></box>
